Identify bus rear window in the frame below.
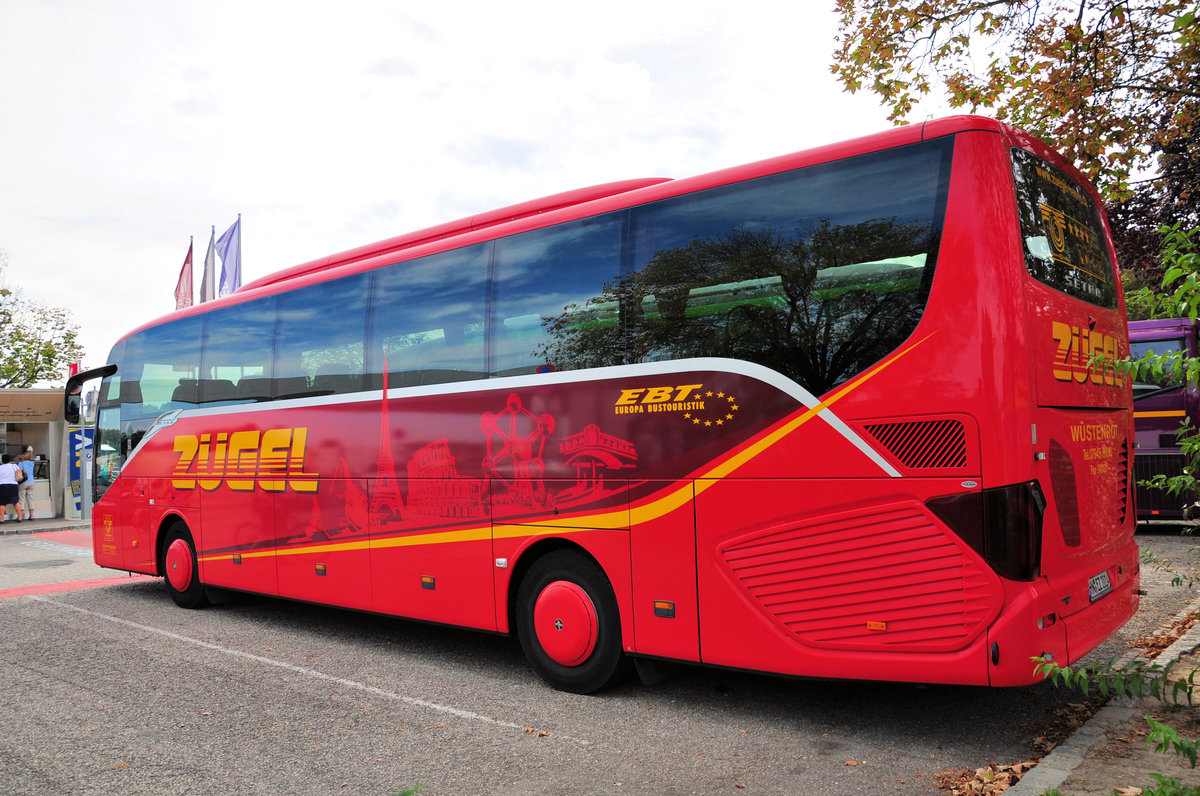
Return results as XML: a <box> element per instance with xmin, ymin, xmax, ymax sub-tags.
<box><xmin>1012</xmin><ymin>148</ymin><xmax>1116</xmax><ymax>308</ymax></box>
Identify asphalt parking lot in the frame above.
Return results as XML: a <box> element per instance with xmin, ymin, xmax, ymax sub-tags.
<box><xmin>1</xmin><ymin>523</ymin><xmax>1196</xmax><ymax>795</ymax></box>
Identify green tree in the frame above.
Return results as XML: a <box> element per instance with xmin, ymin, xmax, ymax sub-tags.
<box><xmin>832</xmin><ymin>1</ymin><xmax>1200</xmax><ymax>196</ymax></box>
<box><xmin>1109</xmin><ymin>102</ymin><xmax>1200</xmax><ymax>281</ymax></box>
<box><xmin>0</xmin><ymin>250</ymin><xmax>85</xmax><ymax>387</ymax></box>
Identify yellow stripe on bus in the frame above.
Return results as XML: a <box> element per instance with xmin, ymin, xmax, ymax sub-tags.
<box><xmin>1134</xmin><ymin>410</ymin><xmax>1187</xmax><ymax>419</ymax></box>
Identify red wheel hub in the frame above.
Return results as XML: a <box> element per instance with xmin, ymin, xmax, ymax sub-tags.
<box><xmin>165</xmin><ymin>538</ymin><xmax>194</xmax><ymax>592</ymax></box>
<box><xmin>533</xmin><ymin>580</ymin><xmax>598</xmax><ymax>667</ymax></box>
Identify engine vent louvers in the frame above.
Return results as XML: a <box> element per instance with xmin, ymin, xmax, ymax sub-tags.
<box><xmin>864</xmin><ymin>418</ymin><xmax>967</xmax><ymax>470</ymax></box>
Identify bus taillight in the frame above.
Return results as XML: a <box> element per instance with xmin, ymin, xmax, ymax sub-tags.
<box><xmin>927</xmin><ymin>481</ymin><xmax>1047</xmax><ymax>582</ymax></box>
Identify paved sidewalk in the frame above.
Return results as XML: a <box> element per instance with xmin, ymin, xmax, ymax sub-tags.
<box><xmin>1009</xmin><ymin>597</ymin><xmax>1200</xmax><ymax>795</ymax></box>
<box><xmin>0</xmin><ymin>516</ymin><xmax>91</xmax><ymax>535</ymax></box>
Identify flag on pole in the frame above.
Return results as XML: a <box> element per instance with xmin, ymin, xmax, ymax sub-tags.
<box><xmin>174</xmin><ymin>238</ymin><xmax>194</xmax><ymax>310</ymax></box>
<box><xmin>216</xmin><ymin>215</ymin><xmax>241</xmax><ymax>297</ymax></box>
<box><xmin>200</xmin><ymin>226</ymin><xmax>216</xmax><ymax>303</ymax></box>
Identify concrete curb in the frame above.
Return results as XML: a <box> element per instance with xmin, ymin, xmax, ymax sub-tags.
<box><xmin>1008</xmin><ymin>594</ymin><xmax>1200</xmax><ymax>796</ymax></box>
<box><xmin>0</xmin><ymin>519</ymin><xmax>90</xmax><ymax>536</ymax></box>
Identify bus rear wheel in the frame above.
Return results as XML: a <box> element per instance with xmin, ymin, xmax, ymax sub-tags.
<box><xmin>162</xmin><ymin>522</ymin><xmax>208</xmax><ymax>609</ymax></box>
<box><xmin>516</xmin><ymin>549</ymin><xmax>627</xmax><ymax>694</ymax></box>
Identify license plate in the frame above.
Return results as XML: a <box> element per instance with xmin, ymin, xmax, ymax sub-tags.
<box><xmin>1088</xmin><ymin>570</ymin><xmax>1112</xmax><ymax>602</ymax></box>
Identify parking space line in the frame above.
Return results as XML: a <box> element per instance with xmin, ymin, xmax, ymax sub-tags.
<box><xmin>30</xmin><ymin>595</ymin><xmax>589</xmax><ymax>745</ymax></box>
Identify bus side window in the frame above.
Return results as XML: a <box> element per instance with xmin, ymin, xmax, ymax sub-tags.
<box><xmin>171</xmin><ymin>379</ymin><xmax>199</xmax><ymax>406</ymax></box>
<box><xmin>494</xmin><ymin>315</ymin><xmax>546</xmax><ymax>376</ymax></box>
<box><xmin>201</xmin><ymin>297</ymin><xmax>277</xmax><ymax>403</ymax></box>
<box><xmin>366</xmin><ymin>244</ymin><xmax>490</xmax><ymax>387</ymax></box>
<box><xmin>491</xmin><ymin>212</ymin><xmax>624</xmax><ymax>375</ymax></box>
<box><xmin>274</xmin><ymin>272</ymin><xmax>369</xmax><ymax>399</ymax></box>
<box><xmin>312</xmin><ymin>363</ymin><xmax>363</xmax><ymax>395</ymax></box>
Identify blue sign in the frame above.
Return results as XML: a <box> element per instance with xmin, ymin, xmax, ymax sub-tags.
<box><xmin>69</xmin><ymin>428</ymin><xmax>94</xmax><ymax>515</ymax></box>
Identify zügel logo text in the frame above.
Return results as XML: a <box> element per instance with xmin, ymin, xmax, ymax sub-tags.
<box><xmin>172</xmin><ymin>427</ymin><xmax>319</xmax><ymax>492</ymax></box>
<box><xmin>1051</xmin><ymin>321</ymin><xmax>1124</xmax><ymax>386</ymax></box>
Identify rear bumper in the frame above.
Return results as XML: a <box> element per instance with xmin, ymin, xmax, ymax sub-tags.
<box><xmin>1061</xmin><ymin>564</ymin><xmax>1140</xmax><ymax>663</ymax></box>
<box><xmin>986</xmin><ymin>546</ymin><xmax>1140</xmax><ymax>685</ymax></box>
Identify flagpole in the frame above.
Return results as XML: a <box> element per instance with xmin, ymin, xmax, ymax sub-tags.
<box><xmin>208</xmin><ymin>225</ymin><xmax>216</xmax><ymax>300</ymax></box>
<box><xmin>202</xmin><ymin>225</ymin><xmax>216</xmax><ymax>302</ymax></box>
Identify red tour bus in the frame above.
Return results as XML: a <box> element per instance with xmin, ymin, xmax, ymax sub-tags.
<box><xmin>66</xmin><ymin>116</ymin><xmax>1138</xmax><ymax>693</ymax></box>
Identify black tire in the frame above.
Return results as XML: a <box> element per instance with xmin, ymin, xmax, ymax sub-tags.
<box><xmin>515</xmin><ymin>549</ymin><xmax>628</xmax><ymax>694</ymax></box>
<box><xmin>161</xmin><ymin>521</ymin><xmax>208</xmax><ymax>609</ymax></box>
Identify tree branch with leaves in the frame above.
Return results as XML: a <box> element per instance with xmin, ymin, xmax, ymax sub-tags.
<box><xmin>832</xmin><ymin>0</ymin><xmax>1200</xmax><ymax>196</ymax></box>
<box><xmin>0</xmin><ymin>250</ymin><xmax>84</xmax><ymax>387</ymax></box>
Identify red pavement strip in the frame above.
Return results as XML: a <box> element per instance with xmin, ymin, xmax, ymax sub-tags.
<box><xmin>30</xmin><ymin>529</ymin><xmax>93</xmax><ymax>548</ymax></box>
<box><xmin>0</xmin><ymin>574</ymin><xmax>156</xmax><ymax>599</ymax></box>
<box><xmin>1</xmin><ymin>530</ymin><xmax>156</xmax><ymax>599</ymax></box>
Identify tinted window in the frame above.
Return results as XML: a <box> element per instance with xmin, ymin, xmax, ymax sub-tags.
<box><xmin>1012</xmin><ymin>148</ymin><xmax>1117</xmax><ymax>308</ymax></box>
<box><xmin>118</xmin><ymin>315</ymin><xmax>204</xmax><ymax>449</ymax></box>
<box><xmin>366</xmin><ymin>244</ymin><xmax>489</xmax><ymax>387</ymax></box>
<box><xmin>1130</xmin><ymin>337</ymin><xmax>1185</xmax><ymax>390</ymax></box>
<box><xmin>493</xmin><ymin>213</ymin><xmax>626</xmax><ymax>376</ymax></box>
<box><xmin>200</xmin><ymin>297</ymin><xmax>276</xmax><ymax>403</ymax></box>
<box><xmin>274</xmin><ymin>273</ymin><xmax>369</xmax><ymax>397</ymax></box>
<box><xmin>1129</xmin><ymin>338</ymin><xmax>1184</xmax><ymax>359</ymax></box>
<box><xmin>96</xmin><ymin>339</ymin><xmax>126</xmax><ymax>500</ymax></box>
<box><xmin>538</xmin><ymin>138</ymin><xmax>953</xmax><ymax>396</ymax></box>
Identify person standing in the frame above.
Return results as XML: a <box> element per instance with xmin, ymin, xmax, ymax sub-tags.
<box><xmin>17</xmin><ymin>447</ymin><xmax>36</xmax><ymax>521</ymax></box>
<box><xmin>0</xmin><ymin>454</ymin><xmax>20</xmax><ymax>523</ymax></box>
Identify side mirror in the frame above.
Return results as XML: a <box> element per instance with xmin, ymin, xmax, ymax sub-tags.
<box><xmin>64</xmin><ymin>364</ymin><xmax>117</xmax><ymax>424</ymax></box>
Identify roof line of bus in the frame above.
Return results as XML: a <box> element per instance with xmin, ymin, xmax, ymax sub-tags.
<box><xmin>239</xmin><ymin>178</ymin><xmax>673</xmax><ymax>292</ymax></box>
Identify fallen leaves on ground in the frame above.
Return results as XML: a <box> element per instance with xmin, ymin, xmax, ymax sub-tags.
<box><xmin>1127</xmin><ymin>611</ymin><xmax>1200</xmax><ymax>658</ymax></box>
<box><xmin>938</xmin><ymin>700</ymin><xmax>1103</xmax><ymax>793</ymax></box>
<box><xmin>934</xmin><ymin>760</ymin><xmax>1037</xmax><ymax>794</ymax></box>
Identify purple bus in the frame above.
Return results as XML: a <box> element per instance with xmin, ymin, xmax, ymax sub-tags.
<box><xmin>1130</xmin><ymin>318</ymin><xmax>1200</xmax><ymax>519</ymax></box>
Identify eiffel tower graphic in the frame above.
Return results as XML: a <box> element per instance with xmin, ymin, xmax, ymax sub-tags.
<box><xmin>371</xmin><ymin>355</ymin><xmax>405</xmax><ymax>526</ymax></box>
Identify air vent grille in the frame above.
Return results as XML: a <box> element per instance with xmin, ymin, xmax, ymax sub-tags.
<box><xmin>864</xmin><ymin>419</ymin><xmax>967</xmax><ymax>470</ymax></box>
<box><xmin>720</xmin><ymin>504</ymin><xmax>1001</xmax><ymax>651</ymax></box>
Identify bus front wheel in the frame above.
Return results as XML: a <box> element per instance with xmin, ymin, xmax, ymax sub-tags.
<box><xmin>162</xmin><ymin>522</ymin><xmax>208</xmax><ymax>609</ymax></box>
<box><xmin>516</xmin><ymin>549</ymin><xmax>627</xmax><ymax>694</ymax></box>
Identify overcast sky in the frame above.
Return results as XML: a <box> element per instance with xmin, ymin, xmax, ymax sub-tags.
<box><xmin>1</xmin><ymin>1</ymin><xmax>945</xmax><ymax>375</ymax></box>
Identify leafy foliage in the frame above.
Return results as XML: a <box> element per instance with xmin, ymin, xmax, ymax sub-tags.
<box><xmin>1033</xmin><ymin>656</ymin><xmax>1196</xmax><ymax>706</ymax></box>
<box><xmin>0</xmin><ymin>250</ymin><xmax>84</xmax><ymax>387</ymax></box>
<box><xmin>1108</xmin><ymin>109</ymin><xmax>1200</xmax><ymax>278</ymax></box>
<box><xmin>832</xmin><ymin>1</ymin><xmax>1200</xmax><ymax>196</ymax></box>
<box><xmin>1140</xmin><ymin>773</ymin><xmax>1200</xmax><ymax>796</ymax></box>
<box><xmin>1035</xmin><ymin>655</ymin><xmax>1199</xmax><ymax>785</ymax></box>
<box><xmin>1147</xmin><ymin>717</ymin><xmax>1200</xmax><ymax>769</ymax></box>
